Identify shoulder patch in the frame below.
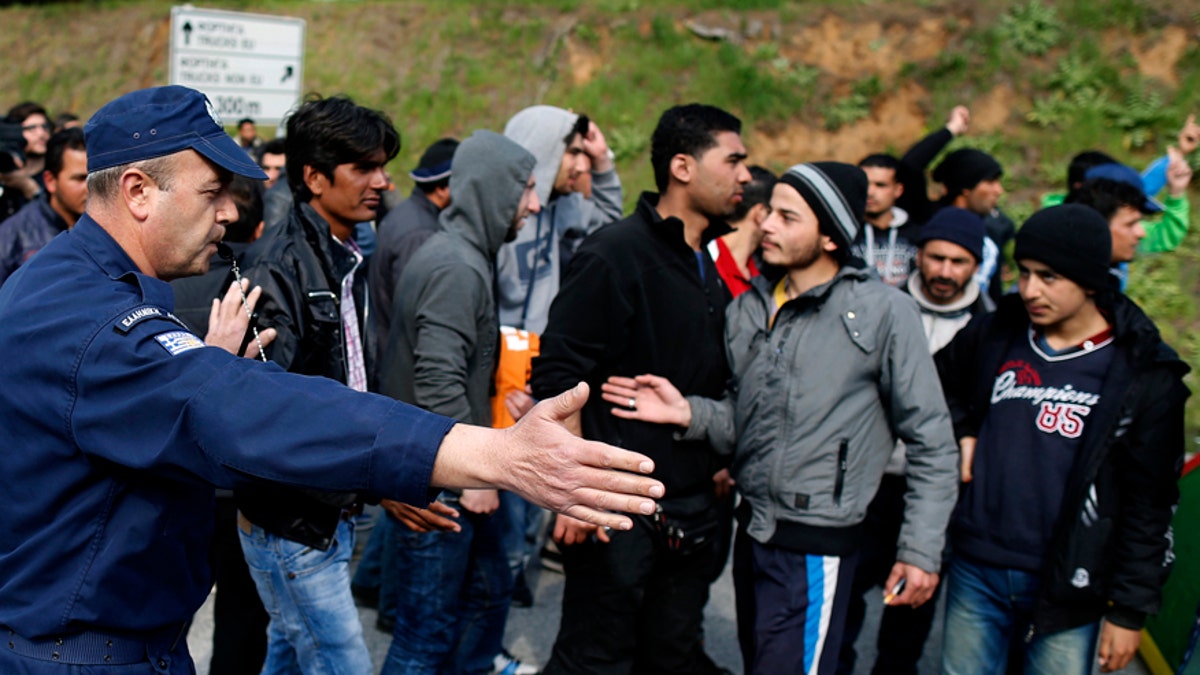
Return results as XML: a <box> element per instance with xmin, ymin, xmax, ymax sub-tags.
<box><xmin>154</xmin><ymin>331</ymin><xmax>206</xmax><ymax>356</ymax></box>
<box><xmin>113</xmin><ymin>306</ymin><xmax>188</xmax><ymax>335</ymax></box>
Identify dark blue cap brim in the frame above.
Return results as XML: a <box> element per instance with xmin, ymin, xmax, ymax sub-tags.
<box><xmin>193</xmin><ymin>132</ymin><xmax>268</xmax><ymax>180</ymax></box>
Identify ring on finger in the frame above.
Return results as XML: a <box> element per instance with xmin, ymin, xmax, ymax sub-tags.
<box><xmin>628</xmin><ymin>397</ymin><xmax>637</xmax><ymax>410</ymax></box>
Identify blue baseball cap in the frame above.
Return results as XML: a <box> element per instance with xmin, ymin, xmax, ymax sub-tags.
<box><xmin>84</xmin><ymin>86</ymin><xmax>267</xmax><ymax>180</ymax></box>
<box><xmin>1084</xmin><ymin>163</ymin><xmax>1163</xmax><ymax>214</ymax></box>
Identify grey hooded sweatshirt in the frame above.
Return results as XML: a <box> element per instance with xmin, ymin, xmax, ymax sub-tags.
<box><xmin>378</xmin><ymin>130</ymin><xmax>536</xmax><ymax>426</ymax></box>
<box><xmin>496</xmin><ymin>105</ymin><xmax>623</xmax><ymax>334</ymax></box>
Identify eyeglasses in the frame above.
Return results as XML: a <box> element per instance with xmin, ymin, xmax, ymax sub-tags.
<box><xmin>22</xmin><ymin>122</ymin><xmax>51</xmax><ymax>133</ymax></box>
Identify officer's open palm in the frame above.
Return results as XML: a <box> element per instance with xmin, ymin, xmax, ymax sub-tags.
<box><xmin>494</xmin><ymin>382</ymin><xmax>663</xmax><ymax>532</ymax></box>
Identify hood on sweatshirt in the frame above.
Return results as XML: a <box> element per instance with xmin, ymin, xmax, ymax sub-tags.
<box><xmin>439</xmin><ymin>129</ymin><xmax>537</xmax><ymax>259</ymax></box>
<box><xmin>504</xmin><ymin>105</ymin><xmax>580</xmax><ymax>209</ymax></box>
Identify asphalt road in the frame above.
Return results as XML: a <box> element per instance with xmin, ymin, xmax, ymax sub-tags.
<box><xmin>187</xmin><ymin>519</ymin><xmax>1149</xmax><ymax>675</ymax></box>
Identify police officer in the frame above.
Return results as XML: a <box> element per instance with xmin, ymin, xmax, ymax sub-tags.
<box><xmin>0</xmin><ymin>85</ymin><xmax>663</xmax><ymax>674</ymax></box>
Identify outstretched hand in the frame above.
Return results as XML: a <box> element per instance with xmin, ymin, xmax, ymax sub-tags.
<box><xmin>205</xmin><ymin>278</ymin><xmax>277</xmax><ymax>358</ymax></box>
<box><xmin>485</xmin><ymin>382</ymin><xmax>664</xmax><ymax>531</ymax></box>
<box><xmin>600</xmin><ymin>374</ymin><xmax>691</xmax><ymax>427</ymax></box>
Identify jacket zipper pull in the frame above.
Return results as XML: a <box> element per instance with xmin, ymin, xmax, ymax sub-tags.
<box><xmin>1024</xmin><ymin>624</ymin><xmax>1036</xmax><ymax>643</ymax></box>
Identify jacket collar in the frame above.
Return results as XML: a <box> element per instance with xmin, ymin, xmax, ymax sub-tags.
<box><xmin>295</xmin><ymin>202</ymin><xmax>360</xmax><ymax>281</ymax></box>
<box><xmin>35</xmin><ymin>194</ymin><xmax>71</xmax><ymax>234</ymax></box>
<box><xmin>993</xmin><ymin>292</ymin><xmax>1183</xmax><ymax>372</ymax></box>
<box><xmin>409</xmin><ymin>187</ymin><xmax>440</xmax><ymax>218</ymax></box>
<box><xmin>72</xmin><ymin>214</ymin><xmax>175</xmax><ymax>309</ymax></box>
<box><xmin>751</xmin><ymin>258</ymin><xmax>870</xmax><ymax>305</ymax></box>
<box><xmin>905</xmin><ymin>270</ymin><xmax>984</xmax><ymax>316</ymax></box>
<box><xmin>636</xmin><ymin>192</ymin><xmax>732</xmax><ymax>255</ymax></box>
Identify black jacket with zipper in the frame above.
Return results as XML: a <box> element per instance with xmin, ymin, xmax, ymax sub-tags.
<box><xmin>935</xmin><ymin>292</ymin><xmax>1189</xmax><ymax>633</ymax></box>
<box><xmin>531</xmin><ymin>192</ymin><xmax>731</xmax><ymax>509</ymax></box>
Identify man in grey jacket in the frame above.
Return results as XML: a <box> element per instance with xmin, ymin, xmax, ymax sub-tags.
<box><xmin>376</xmin><ymin>130</ymin><xmax>541</xmax><ymax>675</ymax></box>
<box><xmin>602</xmin><ymin>162</ymin><xmax>959</xmax><ymax>675</ymax></box>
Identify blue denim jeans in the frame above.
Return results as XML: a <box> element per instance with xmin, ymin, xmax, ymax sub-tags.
<box><xmin>351</xmin><ymin>510</ymin><xmax>386</xmax><ymax>590</ymax></box>
<box><xmin>941</xmin><ymin>556</ymin><xmax>1099</xmax><ymax>675</ymax></box>
<box><xmin>239</xmin><ymin>517</ymin><xmax>372</xmax><ymax>675</ymax></box>
<box><xmin>497</xmin><ymin>491</ymin><xmax>542</xmax><ymax>579</ymax></box>
<box><xmin>382</xmin><ymin>503</ymin><xmax>512</xmax><ymax>675</ymax></box>
<box><xmin>352</xmin><ymin>509</ymin><xmax>399</xmax><ymax>622</ymax></box>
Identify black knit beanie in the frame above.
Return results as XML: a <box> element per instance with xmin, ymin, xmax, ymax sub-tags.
<box><xmin>932</xmin><ymin>148</ymin><xmax>1003</xmax><ymax>196</ymax></box>
<box><xmin>1014</xmin><ymin>204</ymin><xmax>1114</xmax><ymax>291</ymax></box>
<box><xmin>917</xmin><ymin>207</ymin><xmax>986</xmax><ymax>262</ymax></box>
<box><xmin>779</xmin><ymin>162</ymin><xmax>867</xmax><ymax>258</ymax></box>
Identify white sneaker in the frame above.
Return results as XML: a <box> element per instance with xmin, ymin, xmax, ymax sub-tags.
<box><xmin>493</xmin><ymin>649</ymin><xmax>540</xmax><ymax>675</ymax></box>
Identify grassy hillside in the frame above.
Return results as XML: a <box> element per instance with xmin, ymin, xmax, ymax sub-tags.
<box><xmin>4</xmin><ymin>0</ymin><xmax>1200</xmax><ymax>445</ymax></box>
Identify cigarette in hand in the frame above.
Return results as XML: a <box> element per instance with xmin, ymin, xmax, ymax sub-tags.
<box><xmin>883</xmin><ymin>578</ymin><xmax>907</xmax><ymax>605</ymax></box>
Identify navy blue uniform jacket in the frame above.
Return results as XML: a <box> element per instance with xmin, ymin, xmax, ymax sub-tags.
<box><xmin>0</xmin><ymin>215</ymin><xmax>454</xmax><ymax>639</ymax></box>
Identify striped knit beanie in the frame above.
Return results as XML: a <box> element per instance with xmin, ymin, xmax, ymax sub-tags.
<box><xmin>780</xmin><ymin>162</ymin><xmax>867</xmax><ymax>258</ymax></box>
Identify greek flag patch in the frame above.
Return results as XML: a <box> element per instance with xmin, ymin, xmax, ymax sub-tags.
<box><xmin>155</xmin><ymin>331</ymin><xmax>205</xmax><ymax>356</ymax></box>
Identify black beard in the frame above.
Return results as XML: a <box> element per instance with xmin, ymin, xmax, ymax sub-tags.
<box><xmin>925</xmin><ymin>276</ymin><xmax>963</xmax><ymax>300</ymax></box>
<box><xmin>864</xmin><ymin>207</ymin><xmax>888</xmax><ymax>220</ymax></box>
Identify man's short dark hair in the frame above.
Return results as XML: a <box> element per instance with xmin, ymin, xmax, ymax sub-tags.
<box><xmin>1065</xmin><ymin>177</ymin><xmax>1147</xmax><ymax>220</ymax></box>
<box><xmin>224</xmin><ymin>175</ymin><xmax>265</xmax><ymax>243</ymax></box>
<box><xmin>650</xmin><ymin>104</ymin><xmax>741</xmax><ymax>193</ymax></box>
<box><xmin>1065</xmin><ymin>150</ymin><xmax>1117</xmax><ymax>193</ymax></box>
<box><xmin>44</xmin><ymin>128</ymin><xmax>86</xmax><ymax>178</ymax></box>
<box><xmin>237</xmin><ymin>118</ymin><xmax>256</xmax><ymax>128</ymax></box>
<box><xmin>262</xmin><ymin>138</ymin><xmax>286</xmax><ymax>157</ymax></box>
<box><xmin>565</xmin><ymin>114</ymin><xmax>590</xmax><ymax>147</ymax></box>
<box><xmin>285</xmin><ymin>95</ymin><xmax>401</xmax><ymax>203</ymax></box>
<box><xmin>858</xmin><ymin>153</ymin><xmax>901</xmax><ymax>175</ymax></box>
<box><xmin>730</xmin><ymin>165</ymin><xmax>777</xmax><ymax>222</ymax></box>
<box><xmin>6</xmin><ymin>101</ymin><xmax>48</xmax><ymax>125</ymax></box>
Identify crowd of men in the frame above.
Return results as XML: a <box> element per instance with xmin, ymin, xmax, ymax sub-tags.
<box><xmin>0</xmin><ymin>86</ymin><xmax>1193</xmax><ymax>675</ymax></box>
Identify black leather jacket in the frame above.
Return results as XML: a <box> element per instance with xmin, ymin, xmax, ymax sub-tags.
<box><xmin>234</xmin><ymin>202</ymin><xmax>373</xmax><ymax>549</ymax></box>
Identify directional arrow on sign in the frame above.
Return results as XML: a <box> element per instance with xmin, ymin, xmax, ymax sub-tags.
<box><xmin>182</xmin><ymin>21</ymin><xmax>192</xmax><ymax>46</ymax></box>
<box><xmin>281</xmin><ymin>65</ymin><xmax>294</xmax><ymax>84</ymax></box>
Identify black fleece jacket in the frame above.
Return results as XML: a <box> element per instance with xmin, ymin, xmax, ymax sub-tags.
<box><xmin>531</xmin><ymin>192</ymin><xmax>731</xmax><ymax>507</ymax></box>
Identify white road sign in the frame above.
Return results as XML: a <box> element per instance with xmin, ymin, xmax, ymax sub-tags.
<box><xmin>169</xmin><ymin>6</ymin><xmax>305</xmax><ymax>125</ymax></box>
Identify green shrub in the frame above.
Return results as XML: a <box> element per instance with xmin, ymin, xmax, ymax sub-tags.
<box><xmin>999</xmin><ymin>1</ymin><xmax>1063</xmax><ymax>56</ymax></box>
